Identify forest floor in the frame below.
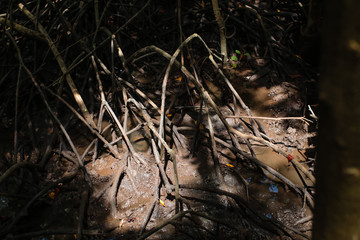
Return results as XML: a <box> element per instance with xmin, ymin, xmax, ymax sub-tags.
<box><xmin>0</xmin><ymin>1</ymin><xmax>320</xmax><ymax>239</ymax></box>
<box><xmin>0</xmin><ymin>66</ymin><xmax>317</xmax><ymax>240</ymax></box>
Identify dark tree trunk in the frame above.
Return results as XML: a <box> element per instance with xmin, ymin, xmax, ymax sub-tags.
<box><xmin>313</xmin><ymin>0</ymin><xmax>360</xmax><ymax>239</ymax></box>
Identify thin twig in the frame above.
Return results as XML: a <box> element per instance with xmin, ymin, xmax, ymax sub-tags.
<box><xmin>7</xmin><ymin>31</ymin><xmax>92</xmax><ymax>187</ymax></box>
<box><xmin>150</xmin><ymin>138</ymin><xmax>173</xmax><ymax>194</ymax></box>
<box><xmin>77</xmin><ymin>189</ymin><xmax>89</xmax><ymax>240</ymax></box>
<box><xmin>140</xmin><ymin>167</ymin><xmax>161</xmax><ymax>235</ymax></box>
<box><xmin>1</xmin><ymin>170</ymin><xmax>78</xmax><ymax>235</ymax></box>
<box><xmin>137</xmin><ymin>210</ymin><xmax>191</xmax><ymax>240</ymax></box>
<box><xmin>18</xmin><ymin>3</ymin><xmax>95</xmax><ymax>128</ymax></box>
<box><xmin>45</xmin><ymin>87</ymin><xmax>122</xmax><ymax>161</ymax></box>
<box><xmin>0</xmin><ymin>162</ymin><xmax>41</xmax><ymax>186</ymax></box>
<box><xmin>127</xmin><ymin>99</ymin><xmax>179</xmax><ymax>199</ymax></box>
<box><xmin>225</xmin><ymin>115</ymin><xmax>312</xmax><ymax>123</ymax></box>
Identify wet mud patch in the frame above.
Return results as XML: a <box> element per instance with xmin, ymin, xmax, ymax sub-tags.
<box><xmin>0</xmin><ymin>82</ymin><xmax>315</xmax><ymax>240</ymax></box>
<box><xmin>0</xmin><ymin>0</ymin><xmax>323</xmax><ymax>238</ymax></box>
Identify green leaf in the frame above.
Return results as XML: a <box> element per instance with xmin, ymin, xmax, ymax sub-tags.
<box><xmin>244</xmin><ymin>52</ymin><xmax>250</xmax><ymax>56</ymax></box>
<box><xmin>235</xmin><ymin>50</ymin><xmax>241</xmax><ymax>54</ymax></box>
<box><xmin>232</xmin><ymin>63</ymin><xmax>237</xmax><ymax>68</ymax></box>
<box><xmin>231</xmin><ymin>55</ymin><xmax>238</xmax><ymax>61</ymax></box>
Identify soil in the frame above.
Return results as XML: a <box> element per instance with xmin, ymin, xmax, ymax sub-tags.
<box><xmin>0</xmin><ymin>67</ymin><xmax>316</xmax><ymax>240</ymax></box>
<box><xmin>0</xmin><ymin>1</ymin><xmax>323</xmax><ymax>239</ymax></box>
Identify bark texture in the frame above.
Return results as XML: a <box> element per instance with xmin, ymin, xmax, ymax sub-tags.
<box><xmin>313</xmin><ymin>0</ymin><xmax>360</xmax><ymax>239</ymax></box>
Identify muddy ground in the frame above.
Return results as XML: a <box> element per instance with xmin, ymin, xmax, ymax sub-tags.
<box><xmin>0</xmin><ymin>68</ymin><xmax>317</xmax><ymax>240</ymax></box>
<box><xmin>0</xmin><ymin>0</ymin><xmax>322</xmax><ymax>239</ymax></box>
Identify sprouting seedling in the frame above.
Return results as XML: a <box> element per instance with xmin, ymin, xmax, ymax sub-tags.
<box><xmin>231</xmin><ymin>49</ymin><xmax>249</xmax><ymax>68</ymax></box>
<box><xmin>234</xmin><ymin>50</ymin><xmax>251</xmax><ymax>68</ymax></box>
<box><xmin>231</xmin><ymin>55</ymin><xmax>239</xmax><ymax>68</ymax></box>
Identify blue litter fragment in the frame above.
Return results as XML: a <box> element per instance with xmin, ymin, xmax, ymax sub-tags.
<box><xmin>265</xmin><ymin>213</ymin><xmax>272</xmax><ymax>219</ymax></box>
<box><xmin>246</xmin><ymin>177</ymin><xmax>252</xmax><ymax>183</ymax></box>
<box><xmin>269</xmin><ymin>183</ymin><xmax>278</xmax><ymax>193</ymax></box>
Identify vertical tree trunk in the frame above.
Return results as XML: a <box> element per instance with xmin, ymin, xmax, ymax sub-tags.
<box><xmin>313</xmin><ymin>1</ymin><xmax>360</xmax><ymax>239</ymax></box>
<box><xmin>211</xmin><ymin>0</ymin><xmax>228</xmax><ymax>62</ymax></box>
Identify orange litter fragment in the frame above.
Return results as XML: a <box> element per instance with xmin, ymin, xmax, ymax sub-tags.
<box><xmin>48</xmin><ymin>192</ymin><xmax>55</xmax><ymax>199</ymax></box>
<box><xmin>175</xmin><ymin>76</ymin><xmax>182</xmax><ymax>82</ymax></box>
